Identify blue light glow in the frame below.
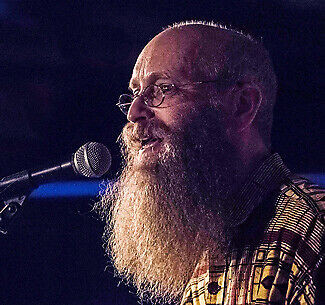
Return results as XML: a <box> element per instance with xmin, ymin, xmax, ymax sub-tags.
<box><xmin>29</xmin><ymin>180</ymin><xmax>111</xmax><ymax>199</ymax></box>
<box><xmin>29</xmin><ymin>174</ymin><xmax>324</xmax><ymax>199</ymax></box>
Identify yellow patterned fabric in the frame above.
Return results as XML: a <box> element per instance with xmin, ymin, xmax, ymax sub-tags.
<box><xmin>181</xmin><ymin>154</ymin><xmax>324</xmax><ymax>305</ymax></box>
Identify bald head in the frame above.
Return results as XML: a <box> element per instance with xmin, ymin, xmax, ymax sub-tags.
<box><xmin>130</xmin><ymin>22</ymin><xmax>276</xmax><ymax>147</ymax></box>
<box><xmin>132</xmin><ymin>24</ymin><xmax>236</xmax><ymax>85</ymax></box>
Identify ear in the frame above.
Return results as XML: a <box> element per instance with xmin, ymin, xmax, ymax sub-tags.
<box><xmin>228</xmin><ymin>83</ymin><xmax>263</xmax><ymax>132</ymax></box>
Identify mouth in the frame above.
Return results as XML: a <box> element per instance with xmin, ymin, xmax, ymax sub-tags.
<box><xmin>140</xmin><ymin>137</ymin><xmax>161</xmax><ymax>150</ymax></box>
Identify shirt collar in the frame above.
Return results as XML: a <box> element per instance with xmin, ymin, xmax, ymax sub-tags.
<box><xmin>224</xmin><ymin>152</ymin><xmax>291</xmax><ymax>227</ymax></box>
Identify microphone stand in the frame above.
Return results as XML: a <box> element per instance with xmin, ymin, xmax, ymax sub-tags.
<box><xmin>0</xmin><ymin>194</ymin><xmax>29</xmax><ymax>234</ymax></box>
<box><xmin>0</xmin><ymin>165</ymin><xmax>73</xmax><ymax>234</ymax></box>
<box><xmin>0</xmin><ymin>170</ymin><xmax>33</xmax><ymax>234</ymax></box>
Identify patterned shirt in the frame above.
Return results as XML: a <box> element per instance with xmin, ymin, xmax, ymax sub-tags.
<box><xmin>181</xmin><ymin>153</ymin><xmax>324</xmax><ymax>305</ymax></box>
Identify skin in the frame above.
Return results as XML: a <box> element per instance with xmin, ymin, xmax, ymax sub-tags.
<box><xmin>127</xmin><ymin>25</ymin><xmax>269</xmax><ymax>173</ymax></box>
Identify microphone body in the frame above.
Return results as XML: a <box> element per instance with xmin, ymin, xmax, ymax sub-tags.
<box><xmin>0</xmin><ymin>142</ymin><xmax>111</xmax><ymax>201</ymax></box>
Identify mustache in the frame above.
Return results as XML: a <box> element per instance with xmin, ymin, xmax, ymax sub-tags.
<box><xmin>119</xmin><ymin>120</ymin><xmax>171</xmax><ymax>152</ymax></box>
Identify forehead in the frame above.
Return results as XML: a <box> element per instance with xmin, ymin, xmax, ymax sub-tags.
<box><xmin>129</xmin><ymin>28</ymin><xmax>204</xmax><ymax>88</ymax></box>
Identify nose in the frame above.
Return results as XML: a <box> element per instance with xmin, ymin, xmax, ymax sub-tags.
<box><xmin>127</xmin><ymin>96</ymin><xmax>154</xmax><ymax>123</ymax></box>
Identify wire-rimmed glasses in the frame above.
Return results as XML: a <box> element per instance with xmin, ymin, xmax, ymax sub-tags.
<box><xmin>116</xmin><ymin>80</ymin><xmax>222</xmax><ymax>115</ymax></box>
<box><xmin>116</xmin><ymin>83</ymin><xmax>175</xmax><ymax>115</ymax></box>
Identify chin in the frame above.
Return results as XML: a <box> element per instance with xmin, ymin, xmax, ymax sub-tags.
<box><xmin>133</xmin><ymin>151</ymin><xmax>158</xmax><ymax>170</ymax></box>
<box><xmin>134</xmin><ymin>141</ymin><xmax>164</xmax><ymax>169</ymax></box>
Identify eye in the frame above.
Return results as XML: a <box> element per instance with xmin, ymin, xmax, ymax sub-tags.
<box><xmin>158</xmin><ymin>83</ymin><xmax>174</xmax><ymax>94</ymax></box>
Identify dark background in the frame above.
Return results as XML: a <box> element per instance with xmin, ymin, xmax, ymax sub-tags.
<box><xmin>0</xmin><ymin>1</ymin><xmax>324</xmax><ymax>304</ymax></box>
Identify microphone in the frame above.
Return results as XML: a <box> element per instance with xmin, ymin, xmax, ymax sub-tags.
<box><xmin>0</xmin><ymin>142</ymin><xmax>112</xmax><ymax>200</ymax></box>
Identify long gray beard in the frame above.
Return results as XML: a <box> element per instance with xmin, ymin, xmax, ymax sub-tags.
<box><xmin>98</xmin><ymin>107</ymin><xmax>239</xmax><ymax>304</ymax></box>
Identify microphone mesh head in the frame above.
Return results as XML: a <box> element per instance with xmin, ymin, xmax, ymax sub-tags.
<box><xmin>73</xmin><ymin>142</ymin><xmax>111</xmax><ymax>178</ymax></box>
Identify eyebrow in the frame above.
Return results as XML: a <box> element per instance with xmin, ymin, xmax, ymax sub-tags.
<box><xmin>128</xmin><ymin>71</ymin><xmax>171</xmax><ymax>90</ymax></box>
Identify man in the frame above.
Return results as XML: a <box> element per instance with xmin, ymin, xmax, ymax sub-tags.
<box><xmin>97</xmin><ymin>21</ymin><xmax>324</xmax><ymax>305</ymax></box>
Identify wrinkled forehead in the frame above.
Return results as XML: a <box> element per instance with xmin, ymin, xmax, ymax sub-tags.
<box><xmin>130</xmin><ymin>29</ymin><xmax>198</xmax><ymax>88</ymax></box>
<box><xmin>129</xmin><ymin>27</ymin><xmax>229</xmax><ymax>89</ymax></box>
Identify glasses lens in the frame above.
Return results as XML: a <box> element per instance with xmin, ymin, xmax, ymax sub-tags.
<box><xmin>144</xmin><ymin>85</ymin><xmax>163</xmax><ymax>107</ymax></box>
<box><xmin>117</xmin><ymin>94</ymin><xmax>133</xmax><ymax>115</ymax></box>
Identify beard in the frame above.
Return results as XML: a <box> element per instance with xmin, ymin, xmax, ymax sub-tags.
<box><xmin>97</xmin><ymin>105</ymin><xmax>241</xmax><ymax>304</ymax></box>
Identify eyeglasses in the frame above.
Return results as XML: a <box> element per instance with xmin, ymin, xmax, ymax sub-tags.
<box><xmin>116</xmin><ymin>80</ymin><xmax>221</xmax><ymax>115</ymax></box>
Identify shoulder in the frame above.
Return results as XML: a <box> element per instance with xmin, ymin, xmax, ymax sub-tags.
<box><xmin>278</xmin><ymin>175</ymin><xmax>325</xmax><ymax>222</ymax></box>
<box><xmin>258</xmin><ymin>175</ymin><xmax>325</xmax><ymax>303</ymax></box>
<box><xmin>266</xmin><ymin>175</ymin><xmax>325</xmax><ymax>268</ymax></box>
<box><xmin>271</xmin><ymin>174</ymin><xmax>325</xmax><ymax>237</ymax></box>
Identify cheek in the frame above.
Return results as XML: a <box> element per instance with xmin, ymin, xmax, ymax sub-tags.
<box><xmin>156</xmin><ymin>112</ymin><xmax>189</xmax><ymax>134</ymax></box>
<box><xmin>152</xmin><ymin>105</ymin><xmax>177</xmax><ymax>125</ymax></box>
<box><xmin>155</xmin><ymin>101</ymin><xmax>198</xmax><ymax>130</ymax></box>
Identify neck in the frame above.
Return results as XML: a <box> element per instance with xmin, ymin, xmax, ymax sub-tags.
<box><xmin>226</xmin><ymin>129</ymin><xmax>270</xmax><ymax>201</ymax></box>
<box><xmin>235</xmin><ymin>128</ymin><xmax>270</xmax><ymax>175</ymax></box>
<box><xmin>219</xmin><ymin>137</ymin><xmax>271</xmax><ymax>228</ymax></box>
<box><xmin>240</xmin><ymin>143</ymin><xmax>270</xmax><ymax>174</ymax></box>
